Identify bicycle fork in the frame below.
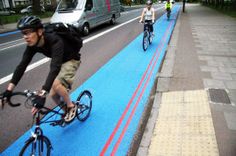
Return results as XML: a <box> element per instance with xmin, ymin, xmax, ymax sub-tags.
<box><xmin>27</xmin><ymin>127</ymin><xmax>52</xmax><ymax>156</ymax></box>
<box><xmin>28</xmin><ymin>128</ymin><xmax>43</xmax><ymax>155</ymax></box>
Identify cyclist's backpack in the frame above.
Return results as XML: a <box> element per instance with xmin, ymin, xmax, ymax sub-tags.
<box><xmin>44</xmin><ymin>23</ymin><xmax>83</xmax><ymax>51</ymax></box>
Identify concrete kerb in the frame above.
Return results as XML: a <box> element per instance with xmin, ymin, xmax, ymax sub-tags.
<box><xmin>128</xmin><ymin>71</ymin><xmax>160</xmax><ymax>156</ymax></box>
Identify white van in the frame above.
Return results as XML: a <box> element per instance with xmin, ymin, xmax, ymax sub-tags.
<box><xmin>50</xmin><ymin>0</ymin><xmax>121</xmax><ymax>35</ymax></box>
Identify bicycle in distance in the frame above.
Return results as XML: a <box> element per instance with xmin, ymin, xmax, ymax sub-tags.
<box><xmin>140</xmin><ymin>21</ymin><xmax>154</xmax><ymax>51</ymax></box>
<box><xmin>165</xmin><ymin>0</ymin><xmax>172</xmax><ymax>21</ymax></box>
<box><xmin>0</xmin><ymin>89</ymin><xmax>92</xmax><ymax>156</ymax></box>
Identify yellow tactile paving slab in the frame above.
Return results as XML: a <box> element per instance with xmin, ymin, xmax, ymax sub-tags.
<box><xmin>148</xmin><ymin>90</ymin><xmax>219</xmax><ymax>156</ymax></box>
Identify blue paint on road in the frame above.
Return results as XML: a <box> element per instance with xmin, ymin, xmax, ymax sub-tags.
<box><xmin>0</xmin><ymin>30</ymin><xmax>20</xmax><ymax>37</ymax></box>
<box><xmin>1</xmin><ymin>5</ymin><xmax>180</xmax><ymax>156</ymax></box>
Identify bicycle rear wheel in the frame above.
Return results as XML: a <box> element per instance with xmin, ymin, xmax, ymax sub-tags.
<box><xmin>19</xmin><ymin>136</ymin><xmax>51</xmax><ymax>156</ymax></box>
<box><xmin>143</xmin><ymin>31</ymin><xmax>149</xmax><ymax>51</ymax></box>
<box><xmin>149</xmin><ymin>32</ymin><xmax>153</xmax><ymax>44</ymax></box>
<box><xmin>167</xmin><ymin>11</ymin><xmax>170</xmax><ymax>20</ymax></box>
<box><xmin>76</xmin><ymin>90</ymin><xmax>92</xmax><ymax>121</ymax></box>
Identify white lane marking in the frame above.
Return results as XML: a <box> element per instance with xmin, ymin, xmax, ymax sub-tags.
<box><xmin>0</xmin><ymin>38</ymin><xmax>24</xmax><ymax>46</ymax></box>
<box><xmin>0</xmin><ymin>58</ymin><xmax>50</xmax><ymax>84</ymax></box>
<box><xmin>84</xmin><ymin>16</ymin><xmax>141</xmax><ymax>43</ymax></box>
<box><xmin>0</xmin><ymin>6</ymin><xmax>164</xmax><ymax>85</ymax></box>
<box><xmin>0</xmin><ymin>39</ymin><xmax>25</xmax><ymax>52</ymax></box>
<box><xmin>0</xmin><ymin>42</ymin><xmax>25</xmax><ymax>51</ymax></box>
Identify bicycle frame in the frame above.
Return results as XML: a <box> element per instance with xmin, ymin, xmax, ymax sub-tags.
<box><xmin>167</xmin><ymin>8</ymin><xmax>171</xmax><ymax>20</ymax></box>
<box><xmin>144</xmin><ymin>23</ymin><xmax>150</xmax><ymax>33</ymax></box>
<box><xmin>144</xmin><ymin>24</ymin><xmax>150</xmax><ymax>39</ymax></box>
<box><xmin>1</xmin><ymin>89</ymin><xmax>92</xmax><ymax>155</ymax></box>
<box><xmin>22</xmin><ymin>111</ymin><xmax>52</xmax><ymax>156</ymax></box>
<box><xmin>142</xmin><ymin>21</ymin><xmax>153</xmax><ymax>51</ymax></box>
<box><xmin>38</xmin><ymin>103</ymin><xmax>67</xmax><ymax>125</ymax></box>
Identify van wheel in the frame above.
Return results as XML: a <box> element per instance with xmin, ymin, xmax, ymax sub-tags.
<box><xmin>82</xmin><ymin>24</ymin><xmax>89</xmax><ymax>36</ymax></box>
<box><xmin>110</xmin><ymin>16</ymin><xmax>116</xmax><ymax>25</ymax></box>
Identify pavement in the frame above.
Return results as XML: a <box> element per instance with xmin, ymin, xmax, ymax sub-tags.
<box><xmin>137</xmin><ymin>3</ymin><xmax>236</xmax><ymax>156</ymax></box>
<box><xmin>1</xmin><ymin>3</ymin><xmax>236</xmax><ymax>156</ymax></box>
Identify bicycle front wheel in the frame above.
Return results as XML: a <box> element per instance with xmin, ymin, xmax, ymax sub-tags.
<box><xmin>19</xmin><ymin>136</ymin><xmax>51</xmax><ymax>156</ymax></box>
<box><xmin>143</xmin><ymin>31</ymin><xmax>149</xmax><ymax>51</ymax></box>
<box><xmin>76</xmin><ymin>90</ymin><xmax>92</xmax><ymax>121</ymax></box>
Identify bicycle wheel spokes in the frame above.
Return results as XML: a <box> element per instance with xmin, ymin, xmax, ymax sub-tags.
<box><xmin>76</xmin><ymin>90</ymin><xmax>92</xmax><ymax>121</ymax></box>
<box><xmin>143</xmin><ymin>31</ymin><xmax>149</xmax><ymax>51</ymax></box>
<box><xmin>20</xmin><ymin>136</ymin><xmax>51</xmax><ymax>156</ymax></box>
<box><xmin>149</xmin><ymin>33</ymin><xmax>153</xmax><ymax>44</ymax></box>
<box><xmin>22</xmin><ymin>140</ymin><xmax>36</xmax><ymax>156</ymax></box>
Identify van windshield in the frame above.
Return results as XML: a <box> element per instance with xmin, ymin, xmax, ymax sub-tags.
<box><xmin>57</xmin><ymin>0</ymin><xmax>84</xmax><ymax>11</ymax></box>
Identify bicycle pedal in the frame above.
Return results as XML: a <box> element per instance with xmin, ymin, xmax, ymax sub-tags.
<box><xmin>50</xmin><ymin>120</ymin><xmax>64</xmax><ymax>127</ymax></box>
<box><xmin>58</xmin><ymin>119</ymin><xmax>67</xmax><ymax>127</ymax></box>
<box><xmin>50</xmin><ymin>122</ymin><xmax>57</xmax><ymax>126</ymax></box>
<box><xmin>60</xmin><ymin>122</ymin><xmax>66</xmax><ymax>127</ymax></box>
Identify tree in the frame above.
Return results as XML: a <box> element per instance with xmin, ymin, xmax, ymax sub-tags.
<box><xmin>32</xmin><ymin>0</ymin><xmax>41</xmax><ymax>14</ymax></box>
<box><xmin>202</xmin><ymin>0</ymin><xmax>236</xmax><ymax>12</ymax></box>
<box><xmin>183</xmin><ymin>0</ymin><xmax>186</xmax><ymax>12</ymax></box>
<box><xmin>8</xmin><ymin>0</ymin><xmax>14</xmax><ymax>9</ymax></box>
<box><xmin>51</xmin><ymin>0</ymin><xmax>58</xmax><ymax>10</ymax></box>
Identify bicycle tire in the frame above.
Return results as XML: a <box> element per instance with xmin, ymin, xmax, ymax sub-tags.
<box><xmin>167</xmin><ymin>11</ymin><xmax>170</xmax><ymax>20</ymax></box>
<box><xmin>143</xmin><ymin>31</ymin><xmax>149</xmax><ymax>51</ymax></box>
<box><xmin>76</xmin><ymin>90</ymin><xmax>92</xmax><ymax>121</ymax></box>
<box><xmin>19</xmin><ymin>136</ymin><xmax>51</xmax><ymax>156</ymax></box>
<box><xmin>149</xmin><ymin>32</ymin><xmax>153</xmax><ymax>44</ymax></box>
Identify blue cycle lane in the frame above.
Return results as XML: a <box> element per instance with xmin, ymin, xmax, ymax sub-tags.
<box><xmin>1</xmin><ymin>5</ymin><xmax>180</xmax><ymax>156</ymax></box>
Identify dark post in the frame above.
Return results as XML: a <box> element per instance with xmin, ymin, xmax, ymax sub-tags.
<box><xmin>183</xmin><ymin>0</ymin><xmax>186</xmax><ymax>12</ymax></box>
<box><xmin>0</xmin><ymin>18</ymin><xmax>3</xmax><ymax>27</ymax></box>
<box><xmin>32</xmin><ymin>0</ymin><xmax>41</xmax><ymax>14</ymax></box>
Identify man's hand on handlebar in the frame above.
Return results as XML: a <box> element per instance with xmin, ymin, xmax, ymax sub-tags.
<box><xmin>0</xmin><ymin>89</ymin><xmax>48</xmax><ymax>116</ymax></box>
<box><xmin>31</xmin><ymin>89</ymin><xmax>47</xmax><ymax>115</ymax></box>
<box><xmin>31</xmin><ymin>107</ymin><xmax>39</xmax><ymax>115</ymax></box>
<box><xmin>0</xmin><ymin>90</ymin><xmax>12</xmax><ymax>109</ymax></box>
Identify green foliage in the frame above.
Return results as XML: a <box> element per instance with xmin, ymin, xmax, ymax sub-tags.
<box><xmin>187</xmin><ymin>0</ymin><xmax>200</xmax><ymax>2</ymax></box>
<box><xmin>213</xmin><ymin>6</ymin><xmax>236</xmax><ymax>17</ymax></box>
<box><xmin>0</xmin><ymin>14</ymin><xmax>22</xmax><ymax>25</ymax></box>
<box><xmin>202</xmin><ymin>0</ymin><xmax>236</xmax><ymax>18</ymax></box>
<box><xmin>0</xmin><ymin>12</ymin><xmax>54</xmax><ymax>25</ymax></box>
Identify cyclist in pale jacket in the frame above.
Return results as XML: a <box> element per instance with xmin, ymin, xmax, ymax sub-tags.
<box><xmin>139</xmin><ymin>0</ymin><xmax>155</xmax><ymax>36</ymax></box>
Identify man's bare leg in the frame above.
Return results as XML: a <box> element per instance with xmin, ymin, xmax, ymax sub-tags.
<box><xmin>51</xmin><ymin>79</ymin><xmax>74</xmax><ymax>108</ymax></box>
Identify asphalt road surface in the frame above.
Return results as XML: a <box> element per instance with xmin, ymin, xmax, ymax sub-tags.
<box><xmin>0</xmin><ymin>4</ymin><xmax>166</xmax><ymax>152</ymax></box>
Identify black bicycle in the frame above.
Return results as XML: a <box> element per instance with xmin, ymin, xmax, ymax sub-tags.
<box><xmin>167</xmin><ymin>8</ymin><xmax>171</xmax><ymax>20</ymax></box>
<box><xmin>141</xmin><ymin>21</ymin><xmax>154</xmax><ymax>51</ymax></box>
<box><xmin>0</xmin><ymin>89</ymin><xmax>92</xmax><ymax>156</ymax></box>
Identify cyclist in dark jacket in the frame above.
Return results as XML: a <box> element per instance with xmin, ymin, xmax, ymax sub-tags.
<box><xmin>1</xmin><ymin>16</ymin><xmax>82</xmax><ymax>122</ymax></box>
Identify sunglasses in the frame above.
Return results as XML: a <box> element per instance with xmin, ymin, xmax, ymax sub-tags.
<box><xmin>21</xmin><ymin>29</ymin><xmax>35</xmax><ymax>36</ymax></box>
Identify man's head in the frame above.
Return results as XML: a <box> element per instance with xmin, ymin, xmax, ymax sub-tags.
<box><xmin>17</xmin><ymin>16</ymin><xmax>44</xmax><ymax>47</ymax></box>
<box><xmin>146</xmin><ymin>0</ymin><xmax>153</xmax><ymax>8</ymax></box>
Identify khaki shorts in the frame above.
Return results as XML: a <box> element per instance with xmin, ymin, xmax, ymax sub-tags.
<box><xmin>56</xmin><ymin>59</ymin><xmax>81</xmax><ymax>89</ymax></box>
